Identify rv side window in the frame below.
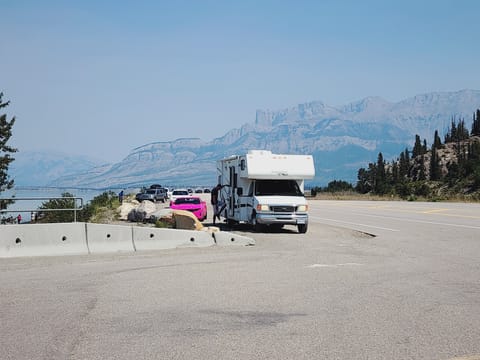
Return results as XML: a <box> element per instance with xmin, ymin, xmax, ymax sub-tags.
<box><xmin>254</xmin><ymin>180</ymin><xmax>303</xmax><ymax>196</ymax></box>
<box><xmin>240</xmin><ymin>159</ymin><xmax>245</xmax><ymax>171</ymax></box>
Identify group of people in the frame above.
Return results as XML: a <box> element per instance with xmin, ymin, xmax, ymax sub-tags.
<box><xmin>0</xmin><ymin>213</ymin><xmax>22</xmax><ymax>224</ymax></box>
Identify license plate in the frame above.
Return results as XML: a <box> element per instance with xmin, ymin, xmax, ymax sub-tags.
<box><xmin>297</xmin><ymin>219</ymin><xmax>306</xmax><ymax>224</ymax></box>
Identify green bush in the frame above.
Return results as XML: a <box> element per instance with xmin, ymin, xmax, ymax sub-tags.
<box><xmin>155</xmin><ymin>219</ymin><xmax>173</xmax><ymax>228</ymax></box>
<box><xmin>37</xmin><ymin>191</ymin><xmax>120</xmax><ymax>223</ymax></box>
<box><xmin>413</xmin><ymin>182</ymin><xmax>431</xmax><ymax>197</ymax></box>
<box><xmin>37</xmin><ymin>192</ymin><xmax>79</xmax><ymax>223</ymax></box>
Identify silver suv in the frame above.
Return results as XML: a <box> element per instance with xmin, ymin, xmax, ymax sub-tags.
<box><xmin>135</xmin><ymin>188</ymin><xmax>168</xmax><ymax>203</ymax></box>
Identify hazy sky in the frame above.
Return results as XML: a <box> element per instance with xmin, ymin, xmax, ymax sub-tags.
<box><xmin>2</xmin><ymin>0</ymin><xmax>479</xmax><ymax>162</ymax></box>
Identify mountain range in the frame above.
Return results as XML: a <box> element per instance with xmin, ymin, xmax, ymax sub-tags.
<box><xmin>10</xmin><ymin>150</ymin><xmax>102</xmax><ymax>187</ymax></box>
<box><xmin>12</xmin><ymin>89</ymin><xmax>480</xmax><ymax>189</ymax></box>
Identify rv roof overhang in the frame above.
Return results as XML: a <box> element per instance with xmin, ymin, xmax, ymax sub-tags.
<box><xmin>247</xmin><ymin>174</ymin><xmax>313</xmax><ymax>180</ymax></box>
<box><xmin>244</xmin><ymin>154</ymin><xmax>315</xmax><ymax>180</ymax></box>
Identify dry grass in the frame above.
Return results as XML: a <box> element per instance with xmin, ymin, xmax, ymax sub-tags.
<box><xmin>90</xmin><ymin>206</ymin><xmax>120</xmax><ymax>223</ymax></box>
<box><xmin>308</xmin><ymin>192</ymin><xmax>402</xmax><ymax>201</ymax></box>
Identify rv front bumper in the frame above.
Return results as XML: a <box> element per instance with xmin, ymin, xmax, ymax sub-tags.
<box><xmin>256</xmin><ymin>213</ymin><xmax>308</xmax><ymax>225</ymax></box>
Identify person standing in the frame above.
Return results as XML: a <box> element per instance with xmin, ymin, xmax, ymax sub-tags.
<box><xmin>17</xmin><ymin>213</ymin><xmax>22</xmax><ymax>224</ymax></box>
<box><xmin>210</xmin><ymin>184</ymin><xmax>225</xmax><ymax>224</ymax></box>
<box><xmin>118</xmin><ymin>190</ymin><xmax>124</xmax><ymax>204</ymax></box>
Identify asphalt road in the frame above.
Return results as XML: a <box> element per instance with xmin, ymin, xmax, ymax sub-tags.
<box><xmin>1</xmin><ymin>200</ymin><xmax>479</xmax><ymax>360</ymax></box>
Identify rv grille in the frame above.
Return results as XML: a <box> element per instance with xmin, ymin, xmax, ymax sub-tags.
<box><xmin>271</xmin><ymin>206</ymin><xmax>295</xmax><ymax>213</ymax></box>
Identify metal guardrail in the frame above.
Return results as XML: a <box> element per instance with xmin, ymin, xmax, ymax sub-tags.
<box><xmin>0</xmin><ymin>197</ymin><xmax>84</xmax><ymax>222</ymax></box>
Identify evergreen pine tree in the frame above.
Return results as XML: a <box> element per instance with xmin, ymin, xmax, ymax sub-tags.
<box><xmin>374</xmin><ymin>152</ymin><xmax>386</xmax><ymax>194</ymax></box>
<box><xmin>399</xmin><ymin>151</ymin><xmax>406</xmax><ymax>179</ymax></box>
<box><xmin>473</xmin><ymin>109</ymin><xmax>480</xmax><ymax>136</ymax></box>
<box><xmin>450</xmin><ymin>118</ymin><xmax>457</xmax><ymax>142</ymax></box>
<box><xmin>418</xmin><ymin>155</ymin><xmax>426</xmax><ymax>181</ymax></box>
<box><xmin>457</xmin><ymin>119</ymin><xmax>469</xmax><ymax>140</ymax></box>
<box><xmin>356</xmin><ymin>168</ymin><xmax>370</xmax><ymax>193</ymax></box>
<box><xmin>433</xmin><ymin>130</ymin><xmax>442</xmax><ymax>148</ymax></box>
<box><xmin>430</xmin><ymin>148</ymin><xmax>441</xmax><ymax>181</ymax></box>
<box><xmin>413</xmin><ymin>135</ymin><xmax>422</xmax><ymax>157</ymax></box>
<box><xmin>0</xmin><ymin>92</ymin><xmax>17</xmax><ymax>210</ymax></box>
<box><xmin>404</xmin><ymin>148</ymin><xmax>410</xmax><ymax>178</ymax></box>
<box><xmin>391</xmin><ymin>161</ymin><xmax>399</xmax><ymax>184</ymax></box>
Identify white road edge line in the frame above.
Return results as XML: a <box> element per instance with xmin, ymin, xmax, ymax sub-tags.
<box><xmin>351</xmin><ymin>212</ymin><xmax>480</xmax><ymax>230</ymax></box>
<box><xmin>310</xmin><ymin>216</ymin><xmax>400</xmax><ymax>232</ymax></box>
<box><xmin>308</xmin><ymin>263</ymin><xmax>364</xmax><ymax>268</ymax></box>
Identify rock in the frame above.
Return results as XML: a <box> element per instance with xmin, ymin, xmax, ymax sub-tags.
<box><xmin>149</xmin><ymin>209</ymin><xmax>175</xmax><ymax>226</ymax></box>
<box><xmin>128</xmin><ymin>208</ymin><xmax>147</xmax><ymax>222</ymax></box>
<box><xmin>149</xmin><ymin>208</ymin><xmax>174</xmax><ymax>219</ymax></box>
<box><xmin>122</xmin><ymin>200</ymin><xmax>157</xmax><ymax>222</ymax></box>
<box><xmin>118</xmin><ymin>202</ymin><xmax>137</xmax><ymax>221</ymax></box>
<box><xmin>172</xmin><ymin>210</ymin><xmax>204</xmax><ymax>230</ymax></box>
<box><xmin>137</xmin><ymin>200</ymin><xmax>156</xmax><ymax>214</ymax></box>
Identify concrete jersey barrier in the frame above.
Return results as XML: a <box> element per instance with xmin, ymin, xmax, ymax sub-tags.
<box><xmin>0</xmin><ymin>223</ymin><xmax>89</xmax><ymax>258</ymax></box>
<box><xmin>133</xmin><ymin>227</ymin><xmax>215</xmax><ymax>251</ymax></box>
<box><xmin>0</xmin><ymin>223</ymin><xmax>255</xmax><ymax>258</ymax></box>
<box><xmin>86</xmin><ymin>223</ymin><xmax>135</xmax><ymax>254</ymax></box>
<box><xmin>212</xmin><ymin>231</ymin><xmax>256</xmax><ymax>246</ymax></box>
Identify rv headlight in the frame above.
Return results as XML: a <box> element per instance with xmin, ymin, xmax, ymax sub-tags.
<box><xmin>256</xmin><ymin>204</ymin><xmax>269</xmax><ymax>211</ymax></box>
<box><xmin>297</xmin><ymin>205</ymin><xmax>308</xmax><ymax>212</ymax></box>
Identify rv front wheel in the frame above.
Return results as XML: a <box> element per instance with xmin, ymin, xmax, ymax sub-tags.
<box><xmin>254</xmin><ymin>222</ymin><xmax>265</xmax><ymax>232</ymax></box>
<box><xmin>298</xmin><ymin>223</ymin><xmax>308</xmax><ymax>234</ymax></box>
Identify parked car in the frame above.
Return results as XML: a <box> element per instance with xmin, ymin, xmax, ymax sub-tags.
<box><xmin>203</xmin><ymin>188</ymin><xmax>211</xmax><ymax>193</ymax></box>
<box><xmin>170</xmin><ymin>189</ymin><xmax>190</xmax><ymax>202</ymax></box>
<box><xmin>135</xmin><ymin>188</ymin><xmax>168</xmax><ymax>203</ymax></box>
<box><xmin>170</xmin><ymin>196</ymin><xmax>207</xmax><ymax>221</ymax></box>
<box><xmin>195</xmin><ymin>188</ymin><xmax>203</xmax><ymax>193</ymax></box>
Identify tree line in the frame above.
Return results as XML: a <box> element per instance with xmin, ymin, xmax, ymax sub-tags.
<box><xmin>313</xmin><ymin>109</ymin><xmax>480</xmax><ymax>199</ymax></box>
<box><xmin>0</xmin><ymin>92</ymin><xmax>17</xmax><ymax>210</ymax></box>
<box><xmin>357</xmin><ymin>109</ymin><xmax>480</xmax><ymax>198</ymax></box>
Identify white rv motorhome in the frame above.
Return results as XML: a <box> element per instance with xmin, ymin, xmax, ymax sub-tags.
<box><xmin>216</xmin><ymin>150</ymin><xmax>315</xmax><ymax>233</ymax></box>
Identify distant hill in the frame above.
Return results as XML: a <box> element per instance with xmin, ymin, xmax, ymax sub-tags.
<box><xmin>10</xmin><ymin>150</ymin><xmax>104</xmax><ymax>187</ymax></box>
<box><xmin>16</xmin><ymin>89</ymin><xmax>480</xmax><ymax>189</ymax></box>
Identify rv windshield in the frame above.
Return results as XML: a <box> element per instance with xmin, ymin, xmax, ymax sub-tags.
<box><xmin>254</xmin><ymin>180</ymin><xmax>303</xmax><ymax>196</ymax></box>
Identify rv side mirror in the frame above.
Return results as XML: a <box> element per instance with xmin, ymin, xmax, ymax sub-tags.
<box><xmin>237</xmin><ymin>188</ymin><xmax>243</xmax><ymax>196</ymax></box>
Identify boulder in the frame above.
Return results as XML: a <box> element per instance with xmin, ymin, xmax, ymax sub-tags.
<box><xmin>127</xmin><ymin>200</ymin><xmax>158</xmax><ymax>222</ymax></box>
<box><xmin>172</xmin><ymin>210</ymin><xmax>204</xmax><ymax>230</ymax></box>
<box><xmin>137</xmin><ymin>200</ymin><xmax>156</xmax><ymax>214</ymax></box>
<box><xmin>149</xmin><ymin>209</ymin><xmax>175</xmax><ymax>226</ymax></box>
<box><xmin>128</xmin><ymin>208</ymin><xmax>147</xmax><ymax>222</ymax></box>
<box><xmin>118</xmin><ymin>202</ymin><xmax>137</xmax><ymax>221</ymax></box>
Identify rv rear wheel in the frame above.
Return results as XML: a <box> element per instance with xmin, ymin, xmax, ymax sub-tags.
<box><xmin>226</xmin><ymin>218</ymin><xmax>238</xmax><ymax>227</ymax></box>
<box><xmin>254</xmin><ymin>222</ymin><xmax>265</xmax><ymax>232</ymax></box>
<box><xmin>298</xmin><ymin>223</ymin><xmax>308</xmax><ymax>234</ymax></box>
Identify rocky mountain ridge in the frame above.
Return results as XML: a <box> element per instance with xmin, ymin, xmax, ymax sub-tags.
<box><xmin>10</xmin><ymin>150</ymin><xmax>103</xmax><ymax>187</ymax></box>
<box><xmin>17</xmin><ymin>89</ymin><xmax>480</xmax><ymax>188</ymax></box>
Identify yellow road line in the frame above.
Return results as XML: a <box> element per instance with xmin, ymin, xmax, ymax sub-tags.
<box><xmin>318</xmin><ymin>202</ymin><xmax>480</xmax><ymax>220</ymax></box>
<box><xmin>421</xmin><ymin>208</ymin><xmax>449</xmax><ymax>214</ymax></box>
